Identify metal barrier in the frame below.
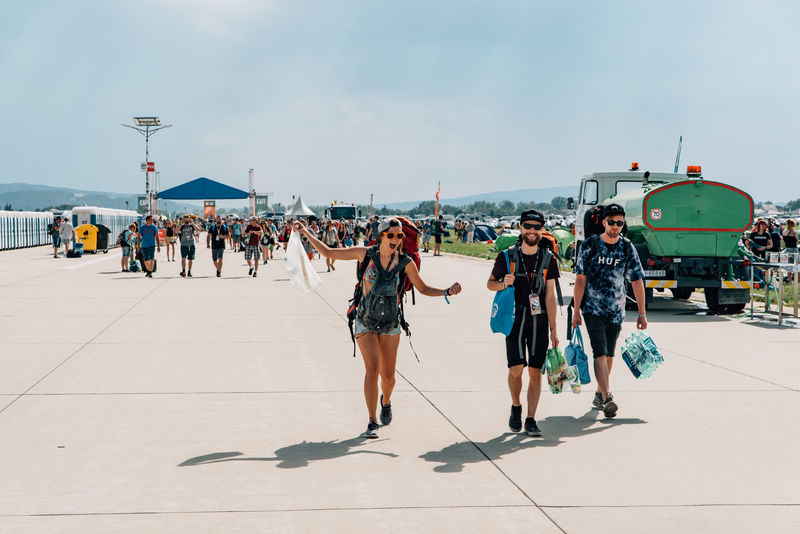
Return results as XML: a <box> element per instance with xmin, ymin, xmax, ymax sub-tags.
<box><xmin>749</xmin><ymin>256</ymin><xmax>800</xmax><ymax>325</ymax></box>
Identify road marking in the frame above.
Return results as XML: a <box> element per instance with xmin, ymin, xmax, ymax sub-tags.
<box><xmin>63</xmin><ymin>254</ymin><xmax>117</xmax><ymax>270</ymax></box>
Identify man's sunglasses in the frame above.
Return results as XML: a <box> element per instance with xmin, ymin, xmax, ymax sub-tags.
<box><xmin>606</xmin><ymin>220</ymin><xmax>625</xmax><ymax>227</ymax></box>
<box><xmin>384</xmin><ymin>232</ymin><xmax>404</xmax><ymax>239</ymax></box>
<box><xmin>521</xmin><ymin>222</ymin><xmax>543</xmax><ymax>230</ymax></box>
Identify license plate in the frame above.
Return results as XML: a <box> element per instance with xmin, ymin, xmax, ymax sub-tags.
<box><xmin>643</xmin><ymin>270</ymin><xmax>666</xmax><ymax>278</ymax></box>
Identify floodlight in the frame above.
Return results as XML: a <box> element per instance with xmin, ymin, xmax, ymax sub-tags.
<box><xmin>133</xmin><ymin>117</ymin><xmax>162</xmax><ymax>127</ymax></box>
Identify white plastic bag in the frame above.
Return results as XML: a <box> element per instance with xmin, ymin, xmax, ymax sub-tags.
<box><xmin>284</xmin><ymin>230</ymin><xmax>321</xmax><ymax>293</ymax></box>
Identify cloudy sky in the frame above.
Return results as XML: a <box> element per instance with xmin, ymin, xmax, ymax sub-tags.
<box><xmin>1</xmin><ymin>0</ymin><xmax>797</xmax><ymax>206</ymax></box>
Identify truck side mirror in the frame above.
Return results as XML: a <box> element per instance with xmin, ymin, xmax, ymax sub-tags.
<box><xmin>567</xmin><ymin>197</ymin><xmax>574</xmax><ymax>210</ymax></box>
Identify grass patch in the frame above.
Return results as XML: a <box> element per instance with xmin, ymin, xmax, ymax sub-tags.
<box><xmin>439</xmin><ymin>240</ymin><xmax>495</xmax><ymax>259</ymax></box>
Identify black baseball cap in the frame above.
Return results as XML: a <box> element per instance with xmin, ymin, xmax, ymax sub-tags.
<box><xmin>520</xmin><ymin>209</ymin><xmax>545</xmax><ymax>224</ymax></box>
<box><xmin>604</xmin><ymin>203</ymin><xmax>625</xmax><ymax>217</ymax></box>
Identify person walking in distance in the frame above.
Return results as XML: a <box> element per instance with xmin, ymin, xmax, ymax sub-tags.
<box><xmin>59</xmin><ymin>216</ymin><xmax>75</xmax><ymax>257</ymax></box>
<box><xmin>51</xmin><ymin>217</ymin><xmax>62</xmax><ymax>258</ymax></box>
<box><xmin>207</xmin><ymin>216</ymin><xmax>229</xmax><ymax>277</ymax></box>
<box><xmin>164</xmin><ymin>220</ymin><xmax>177</xmax><ymax>262</ymax></box>
<box><xmin>323</xmin><ymin>220</ymin><xmax>340</xmax><ymax>272</ymax></box>
<box><xmin>139</xmin><ymin>215</ymin><xmax>161</xmax><ymax>278</ymax></box>
<box><xmin>487</xmin><ymin>210</ymin><xmax>560</xmax><ymax>436</ymax></box>
<box><xmin>244</xmin><ymin>216</ymin><xmax>263</xmax><ymax>277</ymax></box>
<box><xmin>178</xmin><ymin>215</ymin><xmax>200</xmax><ymax>277</ymax></box>
<box><xmin>571</xmin><ymin>203</ymin><xmax>647</xmax><ymax>418</ymax></box>
<box><xmin>433</xmin><ymin>215</ymin><xmax>444</xmax><ymax>256</ymax></box>
<box><xmin>293</xmin><ymin>218</ymin><xmax>462</xmax><ymax>439</ymax></box>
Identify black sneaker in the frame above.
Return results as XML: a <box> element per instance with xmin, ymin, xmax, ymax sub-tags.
<box><xmin>187</xmin><ymin>271</ymin><xmax>192</xmax><ymax>277</ymax></box>
<box><xmin>216</xmin><ymin>271</ymin><xmax>221</xmax><ymax>277</ymax></box>
<box><xmin>180</xmin><ymin>271</ymin><xmax>186</xmax><ymax>277</ymax></box>
<box><xmin>592</xmin><ymin>392</ymin><xmax>604</xmax><ymax>410</ymax></box>
<box><xmin>524</xmin><ymin>417</ymin><xmax>542</xmax><ymax>437</ymax></box>
<box><xmin>252</xmin><ymin>271</ymin><xmax>257</xmax><ymax>277</ymax></box>
<box><xmin>603</xmin><ymin>393</ymin><xmax>618</xmax><ymax>418</ymax></box>
<box><xmin>248</xmin><ymin>267</ymin><xmax>253</xmax><ymax>276</ymax></box>
<box><xmin>365</xmin><ymin>419</ymin><xmax>379</xmax><ymax>439</ymax></box>
<box><xmin>509</xmin><ymin>405</ymin><xmax>522</xmax><ymax>432</ymax></box>
<box><xmin>380</xmin><ymin>394</ymin><xmax>392</xmax><ymax>425</ymax></box>
<box><xmin>146</xmin><ymin>272</ymin><xmax>152</xmax><ymax>278</ymax></box>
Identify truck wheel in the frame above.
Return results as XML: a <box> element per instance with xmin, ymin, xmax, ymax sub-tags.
<box><xmin>670</xmin><ymin>288</ymin><xmax>694</xmax><ymax>300</ymax></box>
<box><xmin>704</xmin><ymin>288</ymin><xmax>721</xmax><ymax>312</ymax></box>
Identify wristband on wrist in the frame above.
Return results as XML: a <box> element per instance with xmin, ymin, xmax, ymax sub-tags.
<box><xmin>639</xmin><ymin>313</ymin><xmax>646</xmax><ymax>317</ymax></box>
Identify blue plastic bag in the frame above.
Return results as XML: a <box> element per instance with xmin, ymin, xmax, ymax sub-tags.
<box><xmin>564</xmin><ymin>327</ymin><xmax>592</xmax><ymax>385</ymax></box>
<box><xmin>490</xmin><ymin>250</ymin><xmax>516</xmax><ymax>336</ymax></box>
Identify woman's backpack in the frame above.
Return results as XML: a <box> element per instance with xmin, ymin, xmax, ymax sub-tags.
<box><xmin>356</xmin><ymin>247</ymin><xmax>411</xmax><ymax>333</ymax></box>
<box><xmin>346</xmin><ymin>246</ymin><xmax>416</xmax><ymax>359</ymax></box>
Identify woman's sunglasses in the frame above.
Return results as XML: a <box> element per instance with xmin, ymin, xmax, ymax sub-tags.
<box><xmin>521</xmin><ymin>222</ymin><xmax>543</xmax><ymax>230</ymax></box>
<box><xmin>606</xmin><ymin>220</ymin><xmax>626</xmax><ymax>227</ymax></box>
<box><xmin>384</xmin><ymin>232</ymin><xmax>404</xmax><ymax>239</ymax></box>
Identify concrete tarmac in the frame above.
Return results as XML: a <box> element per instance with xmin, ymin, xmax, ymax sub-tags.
<box><xmin>1</xmin><ymin>243</ymin><xmax>798</xmax><ymax>533</ymax></box>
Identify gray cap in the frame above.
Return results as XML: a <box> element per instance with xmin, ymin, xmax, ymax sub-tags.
<box><xmin>377</xmin><ymin>218</ymin><xmax>400</xmax><ymax>234</ymax></box>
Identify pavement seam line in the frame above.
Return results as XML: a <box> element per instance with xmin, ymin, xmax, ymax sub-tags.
<box><xmin>663</xmin><ymin>348</ymin><xmax>799</xmax><ymax>392</ymax></box>
<box><xmin>0</xmin><ymin>279</ymin><xmax>169</xmax><ymax>417</ymax></box>
<box><xmin>312</xmin><ymin>286</ymin><xmax>569</xmax><ymax>534</ymax></box>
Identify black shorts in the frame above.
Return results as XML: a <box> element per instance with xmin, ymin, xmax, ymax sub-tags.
<box><xmin>583</xmin><ymin>314</ymin><xmax>622</xmax><ymax>358</ymax></box>
<box><xmin>434</xmin><ymin>234</ymin><xmax>442</xmax><ymax>244</ymax></box>
<box><xmin>505</xmin><ymin>308</ymin><xmax>549</xmax><ymax>369</ymax></box>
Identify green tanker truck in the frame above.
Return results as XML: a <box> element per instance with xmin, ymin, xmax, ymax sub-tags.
<box><xmin>571</xmin><ymin>165</ymin><xmax>754</xmax><ymax>312</ymax></box>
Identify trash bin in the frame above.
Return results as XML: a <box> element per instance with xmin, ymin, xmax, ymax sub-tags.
<box><xmin>95</xmin><ymin>224</ymin><xmax>111</xmax><ymax>254</ymax></box>
<box><xmin>75</xmin><ymin>224</ymin><xmax>98</xmax><ymax>253</ymax></box>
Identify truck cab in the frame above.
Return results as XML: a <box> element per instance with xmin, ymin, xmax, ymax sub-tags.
<box><xmin>573</xmin><ymin>169</ymin><xmax>685</xmax><ymax>242</ymax></box>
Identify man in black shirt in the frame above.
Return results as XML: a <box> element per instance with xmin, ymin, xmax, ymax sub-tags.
<box><xmin>206</xmin><ymin>216</ymin><xmax>230</xmax><ymax>277</ymax></box>
<box><xmin>487</xmin><ymin>209</ymin><xmax>560</xmax><ymax>437</ymax></box>
<box><xmin>748</xmin><ymin>219</ymin><xmax>772</xmax><ymax>260</ymax></box>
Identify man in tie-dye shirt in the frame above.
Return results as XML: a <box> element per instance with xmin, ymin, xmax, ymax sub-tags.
<box><xmin>571</xmin><ymin>203</ymin><xmax>647</xmax><ymax>419</ymax></box>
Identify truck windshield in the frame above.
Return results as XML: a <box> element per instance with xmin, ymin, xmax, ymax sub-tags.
<box><xmin>329</xmin><ymin>206</ymin><xmax>355</xmax><ymax>220</ymax></box>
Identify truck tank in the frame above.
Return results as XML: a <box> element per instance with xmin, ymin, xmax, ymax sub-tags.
<box><xmin>606</xmin><ymin>180</ymin><xmax>754</xmax><ymax>257</ymax></box>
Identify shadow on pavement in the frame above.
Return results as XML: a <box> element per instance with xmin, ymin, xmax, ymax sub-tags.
<box><xmin>179</xmin><ymin>436</ymin><xmax>398</xmax><ymax>469</ymax></box>
<box><xmin>420</xmin><ymin>410</ymin><xmax>646</xmax><ymax>473</ymax></box>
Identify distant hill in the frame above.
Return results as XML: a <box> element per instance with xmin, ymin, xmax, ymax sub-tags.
<box><xmin>383</xmin><ymin>186</ymin><xmax>578</xmax><ymax>210</ymax></box>
<box><xmin>0</xmin><ymin>182</ymin><xmax>198</xmax><ymax>213</ymax></box>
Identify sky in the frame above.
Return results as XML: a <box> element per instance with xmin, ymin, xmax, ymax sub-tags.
<box><xmin>1</xmin><ymin>0</ymin><xmax>798</xmax><ymax>206</ymax></box>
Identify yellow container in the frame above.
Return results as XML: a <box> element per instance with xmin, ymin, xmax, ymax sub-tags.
<box><xmin>75</xmin><ymin>224</ymin><xmax>98</xmax><ymax>253</ymax></box>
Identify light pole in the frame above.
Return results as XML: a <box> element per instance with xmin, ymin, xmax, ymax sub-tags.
<box><xmin>121</xmin><ymin>117</ymin><xmax>172</xmax><ymax>216</ymax></box>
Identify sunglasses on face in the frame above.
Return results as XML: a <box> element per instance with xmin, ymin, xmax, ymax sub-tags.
<box><xmin>607</xmin><ymin>220</ymin><xmax>625</xmax><ymax>227</ymax></box>
<box><xmin>521</xmin><ymin>222</ymin><xmax>543</xmax><ymax>230</ymax></box>
<box><xmin>384</xmin><ymin>232</ymin><xmax>404</xmax><ymax>239</ymax></box>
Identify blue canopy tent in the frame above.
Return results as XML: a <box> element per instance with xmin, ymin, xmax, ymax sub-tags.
<box><xmin>158</xmin><ymin>177</ymin><xmax>249</xmax><ymax>200</ymax></box>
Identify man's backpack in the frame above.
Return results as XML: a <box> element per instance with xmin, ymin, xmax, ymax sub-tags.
<box><xmin>539</xmin><ymin>230</ymin><xmax>560</xmax><ymax>256</ymax></box>
<box><xmin>583</xmin><ymin>206</ymin><xmax>606</xmax><ymax>237</ymax></box>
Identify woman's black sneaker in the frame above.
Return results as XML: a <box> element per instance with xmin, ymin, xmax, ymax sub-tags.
<box><xmin>365</xmin><ymin>419</ymin><xmax>379</xmax><ymax>439</ymax></box>
<box><xmin>524</xmin><ymin>417</ymin><xmax>542</xmax><ymax>437</ymax></box>
<box><xmin>380</xmin><ymin>394</ymin><xmax>392</xmax><ymax>425</ymax></box>
<box><xmin>509</xmin><ymin>405</ymin><xmax>522</xmax><ymax>432</ymax></box>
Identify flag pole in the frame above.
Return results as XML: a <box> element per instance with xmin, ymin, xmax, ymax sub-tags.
<box><xmin>434</xmin><ymin>181</ymin><xmax>441</xmax><ymax>218</ymax></box>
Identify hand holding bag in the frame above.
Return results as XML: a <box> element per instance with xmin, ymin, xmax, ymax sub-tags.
<box><xmin>564</xmin><ymin>327</ymin><xmax>592</xmax><ymax>385</ymax></box>
<box><xmin>490</xmin><ymin>250</ymin><xmax>516</xmax><ymax>336</ymax></box>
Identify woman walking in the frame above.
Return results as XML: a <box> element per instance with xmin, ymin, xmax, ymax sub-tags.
<box><xmin>294</xmin><ymin>218</ymin><xmax>461</xmax><ymax>438</ymax></box>
<box><xmin>323</xmin><ymin>220</ymin><xmax>341</xmax><ymax>271</ymax></box>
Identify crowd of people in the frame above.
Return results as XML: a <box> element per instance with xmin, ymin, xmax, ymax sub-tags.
<box><xmin>743</xmin><ymin>217</ymin><xmax>798</xmax><ymax>260</ymax></box>
<box><xmin>47</xmin><ymin>209</ymin><xmax>650</xmax><ymax>440</ymax></box>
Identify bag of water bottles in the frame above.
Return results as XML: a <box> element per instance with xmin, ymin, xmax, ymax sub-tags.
<box><xmin>620</xmin><ymin>331</ymin><xmax>663</xmax><ymax>379</ymax></box>
<box><xmin>544</xmin><ymin>347</ymin><xmax>581</xmax><ymax>394</ymax></box>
